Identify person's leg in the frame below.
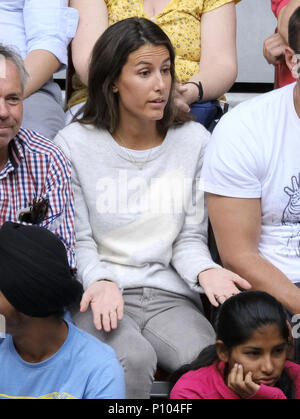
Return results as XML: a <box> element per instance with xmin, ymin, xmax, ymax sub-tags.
<box><xmin>72</xmin><ymin>291</ymin><xmax>158</xmax><ymax>399</ymax></box>
<box><xmin>141</xmin><ymin>288</ymin><xmax>216</xmax><ymax>373</ymax></box>
<box><xmin>22</xmin><ymin>80</ymin><xmax>65</xmax><ymax>140</ymax></box>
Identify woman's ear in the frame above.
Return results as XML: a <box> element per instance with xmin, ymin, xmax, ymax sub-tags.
<box><xmin>216</xmin><ymin>340</ymin><xmax>230</xmax><ymax>363</ymax></box>
<box><xmin>112</xmin><ymin>84</ymin><xmax>119</xmax><ymax>93</ymax></box>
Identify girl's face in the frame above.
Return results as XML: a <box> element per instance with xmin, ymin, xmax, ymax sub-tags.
<box><xmin>114</xmin><ymin>43</ymin><xmax>172</xmax><ymax>126</ymax></box>
<box><xmin>220</xmin><ymin>324</ymin><xmax>288</xmax><ymax>387</ymax></box>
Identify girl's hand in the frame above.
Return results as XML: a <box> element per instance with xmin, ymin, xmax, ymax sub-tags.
<box><xmin>227</xmin><ymin>364</ymin><xmax>260</xmax><ymax>399</ymax></box>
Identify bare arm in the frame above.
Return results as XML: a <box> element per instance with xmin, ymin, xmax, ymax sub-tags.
<box><xmin>278</xmin><ymin>0</ymin><xmax>300</xmax><ymax>44</ymax></box>
<box><xmin>23</xmin><ymin>50</ymin><xmax>60</xmax><ymax>98</ymax></box>
<box><xmin>175</xmin><ymin>2</ymin><xmax>238</xmax><ymax>110</ymax></box>
<box><xmin>23</xmin><ymin>0</ymin><xmax>78</xmax><ymax>98</ymax></box>
<box><xmin>206</xmin><ymin>193</ymin><xmax>300</xmax><ymax>314</ymax></box>
<box><xmin>197</xmin><ymin>2</ymin><xmax>238</xmax><ymax>99</ymax></box>
<box><xmin>70</xmin><ymin>0</ymin><xmax>108</xmax><ymax>86</ymax></box>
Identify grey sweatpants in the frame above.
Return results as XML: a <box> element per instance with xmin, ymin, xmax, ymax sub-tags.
<box><xmin>22</xmin><ymin>79</ymin><xmax>65</xmax><ymax>140</ymax></box>
<box><xmin>72</xmin><ymin>287</ymin><xmax>216</xmax><ymax>399</ymax></box>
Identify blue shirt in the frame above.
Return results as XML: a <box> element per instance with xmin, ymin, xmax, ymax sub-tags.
<box><xmin>0</xmin><ymin>0</ymin><xmax>78</xmax><ymax>67</ymax></box>
<box><xmin>0</xmin><ymin>321</ymin><xmax>125</xmax><ymax>399</ymax></box>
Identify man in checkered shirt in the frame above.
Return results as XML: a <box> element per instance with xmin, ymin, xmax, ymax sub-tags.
<box><xmin>0</xmin><ymin>44</ymin><xmax>75</xmax><ymax>270</ymax></box>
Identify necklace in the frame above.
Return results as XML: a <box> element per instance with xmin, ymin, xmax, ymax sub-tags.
<box><xmin>115</xmin><ymin>134</ymin><xmax>155</xmax><ymax>170</ymax></box>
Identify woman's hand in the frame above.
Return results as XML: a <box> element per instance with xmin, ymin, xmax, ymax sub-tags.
<box><xmin>198</xmin><ymin>267</ymin><xmax>251</xmax><ymax>307</ymax></box>
<box><xmin>80</xmin><ymin>280</ymin><xmax>124</xmax><ymax>332</ymax></box>
<box><xmin>173</xmin><ymin>83</ymin><xmax>199</xmax><ymax>113</ymax></box>
<box><xmin>227</xmin><ymin>364</ymin><xmax>260</xmax><ymax>399</ymax></box>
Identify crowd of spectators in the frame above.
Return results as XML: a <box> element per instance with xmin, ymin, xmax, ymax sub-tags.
<box><xmin>0</xmin><ymin>0</ymin><xmax>300</xmax><ymax>400</ymax></box>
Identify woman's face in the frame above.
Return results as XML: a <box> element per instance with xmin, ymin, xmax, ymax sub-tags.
<box><xmin>220</xmin><ymin>324</ymin><xmax>288</xmax><ymax>387</ymax></box>
<box><xmin>114</xmin><ymin>43</ymin><xmax>172</xmax><ymax>126</ymax></box>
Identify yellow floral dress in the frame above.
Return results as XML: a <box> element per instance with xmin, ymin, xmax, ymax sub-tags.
<box><xmin>68</xmin><ymin>0</ymin><xmax>240</xmax><ymax>108</ymax></box>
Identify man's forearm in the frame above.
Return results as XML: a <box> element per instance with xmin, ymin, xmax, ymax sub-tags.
<box><xmin>23</xmin><ymin>50</ymin><xmax>60</xmax><ymax>98</ymax></box>
<box><xmin>222</xmin><ymin>251</ymin><xmax>300</xmax><ymax>314</ymax></box>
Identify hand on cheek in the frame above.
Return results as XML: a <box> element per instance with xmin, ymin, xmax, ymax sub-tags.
<box><xmin>227</xmin><ymin>363</ymin><xmax>260</xmax><ymax>398</ymax></box>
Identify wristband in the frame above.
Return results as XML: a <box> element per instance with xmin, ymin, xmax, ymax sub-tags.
<box><xmin>185</xmin><ymin>81</ymin><xmax>203</xmax><ymax>103</ymax></box>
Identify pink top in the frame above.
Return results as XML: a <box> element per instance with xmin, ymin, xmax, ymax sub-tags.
<box><xmin>271</xmin><ymin>0</ymin><xmax>289</xmax><ymax>17</ymax></box>
<box><xmin>170</xmin><ymin>361</ymin><xmax>300</xmax><ymax>399</ymax></box>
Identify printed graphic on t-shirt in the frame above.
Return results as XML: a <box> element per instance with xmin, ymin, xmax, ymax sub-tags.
<box><xmin>282</xmin><ymin>174</ymin><xmax>300</xmax><ymax>256</ymax></box>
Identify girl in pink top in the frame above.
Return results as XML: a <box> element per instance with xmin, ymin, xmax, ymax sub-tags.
<box><xmin>170</xmin><ymin>291</ymin><xmax>300</xmax><ymax>399</ymax></box>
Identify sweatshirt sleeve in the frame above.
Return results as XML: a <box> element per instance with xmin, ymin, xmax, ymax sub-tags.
<box><xmin>170</xmin><ymin>372</ymin><xmax>204</xmax><ymax>399</ymax></box>
<box><xmin>170</xmin><ymin>386</ymin><xmax>204</xmax><ymax>399</ymax></box>
<box><xmin>248</xmin><ymin>384</ymin><xmax>286</xmax><ymax>399</ymax></box>
<box><xmin>284</xmin><ymin>361</ymin><xmax>300</xmax><ymax>398</ymax></box>
<box><xmin>54</xmin><ymin>132</ymin><xmax>121</xmax><ymax>291</ymax></box>
<box><xmin>171</xmin><ymin>137</ymin><xmax>220</xmax><ymax>293</ymax></box>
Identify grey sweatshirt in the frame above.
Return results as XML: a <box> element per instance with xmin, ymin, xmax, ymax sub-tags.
<box><xmin>55</xmin><ymin>120</ymin><xmax>219</xmax><ymax>305</ymax></box>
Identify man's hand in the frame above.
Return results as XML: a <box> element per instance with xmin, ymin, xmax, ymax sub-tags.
<box><xmin>80</xmin><ymin>280</ymin><xmax>124</xmax><ymax>332</ymax></box>
<box><xmin>227</xmin><ymin>364</ymin><xmax>260</xmax><ymax>398</ymax></box>
<box><xmin>263</xmin><ymin>33</ymin><xmax>286</xmax><ymax>65</ymax></box>
<box><xmin>198</xmin><ymin>267</ymin><xmax>251</xmax><ymax>307</ymax></box>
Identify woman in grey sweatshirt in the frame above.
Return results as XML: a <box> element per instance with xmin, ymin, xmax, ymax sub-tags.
<box><xmin>55</xmin><ymin>17</ymin><xmax>250</xmax><ymax>399</ymax></box>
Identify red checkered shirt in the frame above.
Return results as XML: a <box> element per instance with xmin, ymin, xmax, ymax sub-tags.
<box><xmin>1</xmin><ymin>128</ymin><xmax>76</xmax><ymax>269</ymax></box>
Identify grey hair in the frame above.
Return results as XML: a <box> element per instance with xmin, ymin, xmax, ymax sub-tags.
<box><xmin>0</xmin><ymin>44</ymin><xmax>29</xmax><ymax>93</ymax></box>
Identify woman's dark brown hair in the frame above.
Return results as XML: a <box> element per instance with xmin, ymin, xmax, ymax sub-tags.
<box><xmin>76</xmin><ymin>17</ymin><xmax>191</xmax><ymax>135</ymax></box>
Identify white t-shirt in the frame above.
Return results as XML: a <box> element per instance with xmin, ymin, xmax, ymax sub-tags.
<box><xmin>201</xmin><ymin>82</ymin><xmax>300</xmax><ymax>284</ymax></box>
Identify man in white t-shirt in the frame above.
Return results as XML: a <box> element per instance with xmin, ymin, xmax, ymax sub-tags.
<box><xmin>201</xmin><ymin>7</ymin><xmax>300</xmax><ymax>319</ymax></box>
